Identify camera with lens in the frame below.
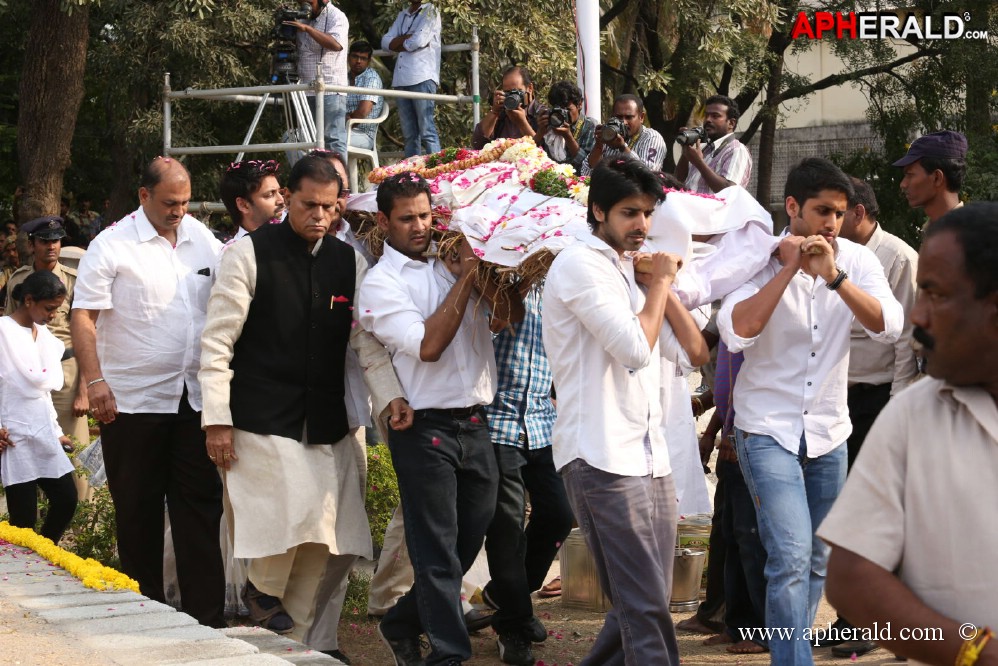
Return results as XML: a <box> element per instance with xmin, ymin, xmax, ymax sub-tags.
<box><xmin>600</xmin><ymin>117</ymin><xmax>628</xmax><ymax>142</ymax></box>
<box><xmin>269</xmin><ymin>3</ymin><xmax>311</xmax><ymax>84</ymax></box>
<box><xmin>548</xmin><ymin>107</ymin><xmax>569</xmax><ymax>130</ymax></box>
<box><xmin>503</xmin><ymin>89</ymin><xmax>526</xmax><ymax>111</ymax></box>
<box><xmin>676</xmin><ymin>126</ymin><xmax>708</xmax><ymax>146</ymax></box>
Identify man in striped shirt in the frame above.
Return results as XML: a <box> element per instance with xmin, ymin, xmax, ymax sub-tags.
<box><xmin>582</xmin><ymin>94</ymin><xmax>666</xmax><ymax>175</ymax></box>
<box><xmin>676</xmin><ymin>95</ymin><xmax>752</xmax><ymax>194</ymax></box>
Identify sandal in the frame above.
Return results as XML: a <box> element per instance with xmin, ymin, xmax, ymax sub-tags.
<box><xmin>242</xmin><ymin>581</ymin><xmax>295</xmax><ymax>634</ymax></box>
<box><xmin>538</xmin><ymin>576</ymin><xmax>562</xmax><ymax>598</ymax></box>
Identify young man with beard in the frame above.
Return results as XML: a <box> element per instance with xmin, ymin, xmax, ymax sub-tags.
<box><xmin>359</xmin><ymin>173</ymin><xmax>522</xmax><ymax>665</ymax></box>
<box><xmin>820</xmin><ymin>205</ymin><xmax>998</xmax><ymax>665</ymax></box>
<box><xmin>219</xmin><ymin>160</ymin><xmax>285</xmax><ymax>243</ymax></box>
<box><xmin>543</xmin><ymin>158</ymin><xmax>684</xmax><ymax>665</ymax></box>
<box><xmin>717</xmin><ymin>158</ymin><xmax>904</xmax><ymax>665</ymax></box>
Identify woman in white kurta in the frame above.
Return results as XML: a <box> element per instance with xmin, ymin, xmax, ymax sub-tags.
<box><xmin>0</xmin><ymin>270</ymin><xmax>77</xmax><ymax>542</ymax></box>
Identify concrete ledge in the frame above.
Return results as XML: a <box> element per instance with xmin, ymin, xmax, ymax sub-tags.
<box><xmin>17</xmin><ymin>590</ymin><xmax>146</xmax><ymax>610</ymax></box>
<box><xmin>38</xmin><ymin>598</ymin><xmax>175</xmax><ymax>622</ymax></box>
<box><xmin>109</xmin><ymin>637</ymin><xmax>262</xmax><ymax>664</ymax></box>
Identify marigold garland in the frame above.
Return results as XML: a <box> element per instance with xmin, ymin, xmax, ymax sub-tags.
<box><xmin>0</xmin><ymin>521</ymin><xmax>140</xmax><ymax>593</ymax></box>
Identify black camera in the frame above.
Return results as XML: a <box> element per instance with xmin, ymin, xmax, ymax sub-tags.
<box><xmin>270</xmin><ymin>4</ymin><xmax>312</xmax><ymax>84</ymax></box>
<box><xmin>503</xmin><ymin>89</ymin><xmax>526</xmax><ymax>111</ymax></box>
<box><xmin>600</xmin><ymin>117</ymin><xmax>628</xmax><ymax>142</ymax></box>
<box><xmin>676</xmin><ymin>126</ymin><xmax>708</xmax><ymax>146</ymax></box>
<box><xmin>548</xmin><ymin>107</ymin><xmax>569</xmax><ymax>129</ymax></box>
<box><xmin>272</xmin><ymin>4</ymin><xmax>312</xmax><ymax>42</ymax></box>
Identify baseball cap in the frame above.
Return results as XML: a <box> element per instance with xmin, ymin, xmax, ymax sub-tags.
<box><xmin>892</xmin><ymin>130</ymin><xmax>968</xmax><ymax>167</ymax></box>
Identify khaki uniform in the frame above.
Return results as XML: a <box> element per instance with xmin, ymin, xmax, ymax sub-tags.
<box><xmin>5</xmin><ymin>262</ymin><xmax>91</xmax><ymax>499</ymax></box>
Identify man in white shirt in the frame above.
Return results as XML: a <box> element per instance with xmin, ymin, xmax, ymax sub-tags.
<box><xmin>718</xmin><ymin>158</ymin><xmax>904</xmax><ymax>665</ymax></box>
<box><xmin>382</xmin><ymin>0</ymin><xmax>442</xmax><ymax>156</ymax></box>
<box><xmin>287</xmin><ymin>0</ymin><xmax>349</xmax><ymax>156</ymax></box>
<box><xmin>71</xmin><ymin>157</ymin><xmax>226</xmax><ymax>628</ymax></box>
<box><xmin>543</xmin><ymin>158</ymin><xmax>684</xmax><ymax>665</ymax></box>
<box><xmin>219</xmin><ymin>159</ymin><xmax>285</xmax><ymax>242</ymax></box>
<box><xmin>675</xmin><ymin>94</ymin><xmax>753</xmax><ymax>194</ymax></box>
<box><xmin>820</xmin><ymin>204</ymin><xmax>998</xmax><ymax>666</ymax></box>
<box><xmin>358</xmin><ymin>173</ymin><xmax>521</xmax><ymax>665</ymax></box>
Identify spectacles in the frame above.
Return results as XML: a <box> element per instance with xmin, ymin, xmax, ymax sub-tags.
<box><xmin>226</xmin><ymin>159</ymin><xmax>280</xmax><ymax>175</ymax></box>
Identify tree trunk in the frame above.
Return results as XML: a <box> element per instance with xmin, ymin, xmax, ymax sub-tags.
<box><xmin>16</xmin><ymin>1</ymin><xmax>90</xmax><ymax>221</ymax></box>
<box><xmin>755</xmin><ymin>53</ymin><xmax>784</xmax><ymax>211</ymax></box>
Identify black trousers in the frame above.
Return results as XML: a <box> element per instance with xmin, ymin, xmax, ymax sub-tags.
<box><xmin>5</xmin><ymin>472</ymin><xmax>78</xmax><ymax>544</ymax></box>
<box><xmin>100</xmin><ymin>393</ymin><xmax>225</xmax><ymax>628</ymax></box>
<box><xmin>846</xmin><ymin>383</ymin><xmax>893</xmax><ymax>469</ymax></box>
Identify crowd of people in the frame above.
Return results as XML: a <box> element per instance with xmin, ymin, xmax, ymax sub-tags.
<box><xmin>1</xmin><ymin>23</ymin><xmax>996</xmax><ymax>664</ymax></box>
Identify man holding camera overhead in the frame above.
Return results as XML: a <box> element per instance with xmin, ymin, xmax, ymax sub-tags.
<box><xmin>535</xmin><ymin>80</ymin><xmax>598</xmax><ymax>176</ymax></box>
<box><xmin>581</xmin><ymin>94</ymin><xmax>666</xmax><ymax>176</ymax></box>
<box><xmin>472</xmin><ymin>66</ymin><xmax>541</xmax><ymax>149</ymax></box>
<box><xmin>675</xmin><ymin>94</ymin><xmax>752</xmax><ymax>194</ymax></box>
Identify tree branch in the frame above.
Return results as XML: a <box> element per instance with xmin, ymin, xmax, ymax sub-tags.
<box><xmin>600</xmin><ymin>0</ymin><xmax>634</xmax><ymax>29</ymax></box>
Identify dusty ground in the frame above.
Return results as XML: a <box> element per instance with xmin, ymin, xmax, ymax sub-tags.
<box><xmin>336</xmin><ymin>594</ymin><xmax>905</xmax><ymax>665</ymax></box>
<box><xmin>0</xmin><ymin>595</ymin><xmax>115</xmax><ymax>666</ymax></box>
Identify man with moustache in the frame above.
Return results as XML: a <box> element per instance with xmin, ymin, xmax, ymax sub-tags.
<box><xmin>200</xmin><ymin>156</ymin><xmax>412</xmax><ymax>647</ymax></box>
<box><xmin>219</xmin><ymin>159</ymin><xmax>285</xmax><ymax>241</ymax></box>
<box><xmin>581</xmin><ymin>94</ymin><xmax>666</xmax><ymax>175</ymax></box>
<box><xmin>359</xmin><ymin>172</ymin><xmax>521</xmax><ymax>665</ymax></box>
<box><xmin>821</xmin><ymin>204</ymin><xmax>998</xmax><ymax>665</ymax></box>
<box><xmin>543</xmin><ymin>158</ymin><xmax>683</xmax><ymax>665</ymax></box>
<box><xmin>675</xmin><ymin>94</ymin><xmax>753</xmax><ymax>194</ymax></box>
<box><xmin>71</xmin><ymin>157</ymin><xmax>226</xmax><ymax>627</ymax></box>
<box><xmin>718</xmin><ymin>158</ymin><xmax>903</xmax><ymax>665</ymax></box>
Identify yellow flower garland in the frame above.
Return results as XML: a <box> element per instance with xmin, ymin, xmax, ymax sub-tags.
<box><xmin>0</xmin><ymin>521</ymin><xmax>139</xmax><ymax>593</ymax></box>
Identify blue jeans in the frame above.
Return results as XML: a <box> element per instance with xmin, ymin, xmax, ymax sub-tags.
<box><xmin>380</xmin><ymin>408</ymin><xmax>498</xmax><ymax>665</ymax></box>
<box><xmin>396</xmin><ymin>80</ymin><xmax>441</xmax><ymax>156</ymax></box>
<box><xmin>735</xmin><ymin>429</ymin><xmax>847</xmax><ymax>665</ymax></box>
<box><xmin>348</xmin><ymin>130</ymin><xmax>375</xmax><ymax>151</ymax></box>
<box><xmin>483</xmin><ymin>443</ymin><xmax>574</xmax><ymax>635</ymax></box>
<box><xmin>562</xmin><ymin>460</ymin><xmax>679</xmax><ymax>666</ymax></box>
<box><xmin>308</xmin><ymin>93</ymin><xmax>347</xmax><ymax>157</ymax></box>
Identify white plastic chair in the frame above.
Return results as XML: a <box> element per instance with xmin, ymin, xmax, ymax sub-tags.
<box><xmin>346</xmin><ymin>102</ymin><xmax>391</xmax><ymax>193</ymax></box>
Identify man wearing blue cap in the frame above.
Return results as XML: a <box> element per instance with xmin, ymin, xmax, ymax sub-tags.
<box><xmin>4</xmin><ymin>216</ymin><xmax>89</xmax><ymax>449</ymax></box>
<box><xmin>893</xmin><ymin>130</ymin><xmax>967</xmax><ymax>227</ymax></box>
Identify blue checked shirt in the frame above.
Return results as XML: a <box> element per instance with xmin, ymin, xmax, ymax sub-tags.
<box><xmin>346</xmin><ymin>67</ymin><xmax>385</xmax><ymax>141</ymax></box>
<box><xmin>485</xmin><ymin>287</ymin><xmax>557</xmax><ymax>450</ymax></box>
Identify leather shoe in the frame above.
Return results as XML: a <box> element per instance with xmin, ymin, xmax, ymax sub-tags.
<box><xmin>527</xmin><ymin>615</ymin><xmax>547</xmax><ymax>643</ymax></box>
<box><xmin>464</xmin><ymin>608</ymin><xmax>494</xmax><ymax>633</ymax></box>
<box><xmin>814</xmin><ymin>618</ymin><xmax>849</xmax><ymax>648</ymax></box>
<box><xmin>832</xmin><ymin>640</ymin><xmax>879</xmax><ymax>658</ymax></box>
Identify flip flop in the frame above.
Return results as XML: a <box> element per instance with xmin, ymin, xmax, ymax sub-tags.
<box><xmin>242</xmin><ymin>581</ymin><xmax>295</xmax><ymax>634</ymax></box>
<box><xmin>538</xmin><ymin>576</ymin><xmax>562</xmax><ymax>598</ymax></box>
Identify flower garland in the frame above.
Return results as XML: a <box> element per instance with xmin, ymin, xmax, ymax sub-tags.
<box><xmin>367</xmin><ymin>137</ymin><xmax>535</xmax><ymax>184</ymax></box>
<box><xmin>0</xmin><ymin>521</ymin><xmax>140</xmax><ymax>593</ymax></box>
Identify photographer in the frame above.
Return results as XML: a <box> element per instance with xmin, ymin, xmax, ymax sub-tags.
<box><xmin>472</xmin><ymin>65</ymin><xmax>541</xmax><ymax>150</ymax></box>
<box><xmin>675</xmin><ymin>95</ymin><xmax>752</xmax><ymax>194</ymax></box>
<box><xmin>286</xmin><ymin>0</ymin><xmax>349</xmax><ymax>157</ymax></box>
<box><xmin>536</xmin><ymin>81</ymin><xmax>597</xmax><ymax>176</ymax></box>
<box><xmin>581</xmin><ymin>94</ymin><xmax>666</xmax><ymax>176</ymax></box>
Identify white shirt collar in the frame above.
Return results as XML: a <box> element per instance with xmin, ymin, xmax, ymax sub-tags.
<box><xmin>381</xmin><ymin>240</ymin><xmax>430</xmax><ymax>272</ymax></box>
<box><xmin>135</xmin><ymin>206</ymin><xmax>191</xmax><ymax>246</ymax></box>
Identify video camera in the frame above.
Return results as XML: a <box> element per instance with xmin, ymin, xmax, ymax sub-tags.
<box><xmin>270</xmin><ymin>3</ymin><xmax>312</xmax><ymax>85</ymax></box>
<box><xmin>676</xmin><ymin>126</ymin><xmax>708</xmax><ymax>146</ymax></box>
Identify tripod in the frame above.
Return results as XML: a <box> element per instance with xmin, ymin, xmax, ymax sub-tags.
<box><xmin>235</xmin><ymin>88</ymin><xmax>317</xmax><ymax>163</ymax></box>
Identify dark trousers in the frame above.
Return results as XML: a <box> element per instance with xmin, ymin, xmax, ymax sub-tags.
<box><xmin>380</xmin><ymin>408</ymin><xmax>499</xmax><ymax>666</ymax></box>
<box><xmin>846</xmin><ymin>383</ymin><xmax>892</xmax><ymax>469</ymax></box>
<box><xmin>5</xmin><ymin>472</ymin><xmax>78</xmax><ymax>543</ymax></box>
<box><xmin>562</xmin><ymin>460</ymin><xmax>679</xmax><ymax>666</ymax></box>
<box><xmin>693</xmin><ymin>476</ymin><xmax>727</xmax><ymax>631</ymax></box>
<box><xmin>100</xmin><ymin>394</ymin><xmax>225</xmax><ymax>628</ymax></box>
<box><xmin>717</xmin><ymin>458</ymin><xmax>768</xmax><ymax>645</ymax></box>
<box><xmin>484</xmin><ymin>443</ymin><xmax>575</xmax><ymax>634</ymax></box>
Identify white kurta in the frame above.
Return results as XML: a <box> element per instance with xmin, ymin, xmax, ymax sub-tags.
<box><xmin>200</xmin><ymin>236</ymin><xmax>407</xmax><ymax>561</ymax></box>
<box><xmin>0</xmin><ymin>317</ymin><xmax>74</xmax><ymax>487</ymax></box>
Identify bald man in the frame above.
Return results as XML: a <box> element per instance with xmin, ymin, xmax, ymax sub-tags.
<box><xmin>71</xmin><ymin>157</ymin><xmax>226</xmax><ymax>627</ymax></box>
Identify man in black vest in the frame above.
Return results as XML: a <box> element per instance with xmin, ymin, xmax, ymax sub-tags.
<box><xmin>199</xmin><ymin>156</ymin><xmax>412</xmax><ymax>648</ymax></box>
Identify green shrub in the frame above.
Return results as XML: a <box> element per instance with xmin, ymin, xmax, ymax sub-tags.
<box><xmin>64</xmin><ymin>485</ymin><xmax>120</xmax><ymax>570</ymax></box>
<box><xmin>365</xmin><ymin>443</ymin><xmax>399</xmax><ymax>550</ymax></box>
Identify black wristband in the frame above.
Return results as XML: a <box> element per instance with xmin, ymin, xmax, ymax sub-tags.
<box><xmin>826</xmin><ymin>268</ymin><xmax>848</xmax><ymax>290</ymax></box>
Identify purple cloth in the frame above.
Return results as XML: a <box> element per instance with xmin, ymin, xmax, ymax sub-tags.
<box><xmin>713</xmin><ymin>340</ymin><xmax>744</xmax><ymax>440</ymax></box>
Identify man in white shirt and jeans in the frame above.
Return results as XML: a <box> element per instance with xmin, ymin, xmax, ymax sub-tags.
<box><xmin>543</xmin><ymin>158</ymin><xmax>686</xmax><ymax>666</ymax></box>
<box><xmin>718</xmin><ymin>158</ymin><xmax>904</xmax><ymax>665</ymax></box>
<box><xmin>71</xmin><ymin>157</ymin><xmax>226</xmax><ymax>628</ymax></box>
<box><xmin>382</xmin><ymin>0</ymin><xmax>442</xmax><ymax>156</ymax></box>
<box><xmin>359</xmin><ymin>172</ymin><xmax>522</xmax><ymax>665</ymax></box>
